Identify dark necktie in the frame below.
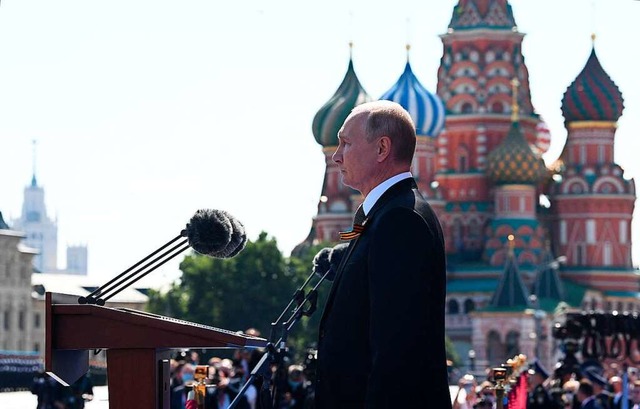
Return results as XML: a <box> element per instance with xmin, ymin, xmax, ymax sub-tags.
<box><xmin>339</xmin><ymin>204</ymin><xmax>366</xmax><ymax>241</ymax></box>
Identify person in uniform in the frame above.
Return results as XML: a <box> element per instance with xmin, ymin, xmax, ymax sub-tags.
<box><xmin>528</xmin><ymin>360</ymin><xmax>558</xmax><ymax>409</ymax></box>
<box><xmin>584</xmin><ymin>369</ymin><xmax>611</xmax><ymax>409</ymax></box>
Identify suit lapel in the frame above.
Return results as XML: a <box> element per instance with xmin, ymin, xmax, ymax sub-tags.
<box><xmin>319</xmin><ymin>178</ymin><xmax>417</xmax><ymax>326</ymax></box>
<box><xmin>319</xmin><ymin>237</ymin><xmax>361</xmax><ymax>325</ymax></box>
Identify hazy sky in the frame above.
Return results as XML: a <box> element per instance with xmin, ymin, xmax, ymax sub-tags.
<box><xmin>1</xmin><ymin>0</ymin><xmax>638</xmax><ymax>288</ymax></box>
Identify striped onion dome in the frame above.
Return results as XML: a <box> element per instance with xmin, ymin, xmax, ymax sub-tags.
<box><xmin>561</xmin><ymin>46</ymin><xmax>624</xmax><ymax>123</ymax></box>
<box><xmin>380</xmin><ymin>60</ymin><xmax>446</xmax><ymax>137</ymax></box>
<box><xmin>312</xmin><ymin>59</ymin><xmax>371</xmax><ymax>147</ymax></box>
<box><xmin>449</xmin><ymin>0</ymin><xmax>517</xmax><ymax>31</ymax></box>
<box><xmin>487</xmin><ymin>121</ymin><xmax>546</xmax><ymax>185</ymax></box>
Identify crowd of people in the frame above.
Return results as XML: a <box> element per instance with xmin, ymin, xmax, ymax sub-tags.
<box><xmin>451</xmin><ymin>358</ymin><xmax>640</xmax><ymax>409</ymax></box>
<box><xmin>30</xmin><ymin>371</ymin><xmax>94</xmax><ymax>409</ymax></box>
<box><xmin>169</xmin><ymin>337</ymin><xmax>316</xmax><ymax>409</ymax></box>
<box><xmin>0</xmin><ymin>351</ymin><xmax>43</xmax><ymax>392</ymax></box>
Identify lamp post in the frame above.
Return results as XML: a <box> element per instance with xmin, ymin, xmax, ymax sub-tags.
<box><xmin>468</xmin><ymin>349</ymin><xmax>476</xmax><ymax>373</ymax></box>
<box><xmin>527</xmin><ymin>294</ymin><xmax>546</xmax><ymax>360</ymax></box>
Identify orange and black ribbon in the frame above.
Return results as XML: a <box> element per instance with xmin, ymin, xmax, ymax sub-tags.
<box><xmin>339</xmin><ymin>205</ymin><xmax>366</xmax><ymax>241</ymax></box>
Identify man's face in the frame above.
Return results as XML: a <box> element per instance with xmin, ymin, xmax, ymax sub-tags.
<box><xmin>333</xmin><ymin>112</ymin><xmax>379</xmax><ymax>193</ymax></box>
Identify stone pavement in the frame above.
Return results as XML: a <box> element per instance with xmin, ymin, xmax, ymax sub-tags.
<box><xmin>1</xmin><ymin>384</ymin><xmax>459</xmax><ymax>407</ymax></box>
<box><xmin>0</xmin><ymin>385</ymin><xmax>109</xmax><ymax>408</ymax></box>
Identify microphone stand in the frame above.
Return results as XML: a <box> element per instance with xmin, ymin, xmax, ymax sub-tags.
<box><xmin>228</xmin><ymin>269</ymin><xmax>330</xmax><ymax>409</ymax></box>
<box><xmin>78</xmin><ymin>233</ymin><xmax>189</xmax><ymax>305</ymax></box>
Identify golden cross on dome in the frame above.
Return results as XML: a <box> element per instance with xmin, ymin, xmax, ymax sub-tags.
<box><xmin>510</xmin><ymin>78</ymin><xmax>520</xmax><ymax>122</ymax></box>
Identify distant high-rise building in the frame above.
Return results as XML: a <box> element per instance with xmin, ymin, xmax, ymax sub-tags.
<box><xmin>12</xmin><ymin>174</ymin><xmax>59</xmax><ymax>273</ymax></box>
<box><xmin>12</xmin><ymin>143</ymin><xmax>88</xmax><ymax>275</ymax></box>
<box><xmin>66</xmin><ymin>245</ymin><xmax>88</xmax><ymax>275</ymax></box>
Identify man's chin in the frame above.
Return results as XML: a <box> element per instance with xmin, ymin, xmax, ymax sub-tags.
<box><xmin>340</xmin><ymin>176</ymin><xmax>354</xmax><ymax>189</ymax></box>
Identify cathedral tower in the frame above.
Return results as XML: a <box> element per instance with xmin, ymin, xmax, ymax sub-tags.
<box><xmin>435</xmin><ymin>0</ymin><xmax>548</xmax><ymax>261</ymax></box>
<box><xmin>548</xmin><ymin>38</ymin><xmax>636</xmax><ymax>293</ymax></box>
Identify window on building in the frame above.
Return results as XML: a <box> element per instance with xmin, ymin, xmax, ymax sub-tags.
<box><xmin>491</xmin><ymin>102</ymin><xmax>504</xmax><ymax>113</ymax></box>
<box><xmin>598</xmin><ymin>145</ymin><xmax>605</xmax><ymax>164</ymax></box>
<box><xmin>34</xmin><ymin>313</ymin><xmax>41</xmax><ymax>329</ymax></box>
<box><xmin>505</xmin><ymin>331</ymin><xmax>520</xmax><ymax>357</ymax></box>
<box><xmin>464</xmin><ymin>299</ymin><xmax>475</xmax><ymax>314</ymax></box>
<box><xmin>18</xmin><ymin>310</ymin><xmax>25</xmax><ymax>331</ymax></box>
<box><xmin>448</xmin><ymin>299</ymin><xmax>460</xmax><ymax>315</ymax></box>
<box><xmin>560</xmin><ymin>221</ymin><xmax>567</xmax><ymax>245</ymax></box>
<box><xmin>603</xmin><ymin>242</ymin><xmax>613</xmax><ymax>266</ymax></box>
<box><xmin>458</xmin><ymin>154</ymin><xmax>468</xmax><ymax>172</ymax></box>
<box><xmin>487</xmin><ymin>331</ymin><xmax>503</xmax><ymax>365</ymax></box>
<box><xmin>586</xmin><ymin>220</ymin><xmax>596</xmax><ymax>244</ymax></box>
<box><xmin>576</xmin><ymin>243</ymin><xmax>587</xmax><ymax>265</ymax></box>
<box><xmin>34</xmin><ymin>343</ymin><xmax>40</xmax><ymax>353</ymax></box>
<box><xmin>503</xmin><ymin>195</ymin><xmax>511</xmax><ymax>212</ymax></box>
<box><xmin>461</xmin><ymin>102</ymin><xmax>473</xmax><ymax>114</ymax></box>
<box><xmin>453</xmin><ymin>219</ymin><xmax>464</xmax><ymax>252</ymax></box>
<box><xmin>3</xmin><ymin>311</ymin><xmax>9</xmax><ymax>330</ymax></box>
<box><xmin>620</xmin><ymin>221</ymin><xmax>628</xmax><ymax>244</ymax></box>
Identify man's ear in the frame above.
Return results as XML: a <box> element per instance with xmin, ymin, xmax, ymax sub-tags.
<box><xmin>377</xmin><ymin>136</ymin><xmax>391</xmax><ymax>162</ymax></box>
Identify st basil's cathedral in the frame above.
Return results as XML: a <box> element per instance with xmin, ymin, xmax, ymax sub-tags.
<box><xmin>296</xmin><ymin>0</ymin><xmax>636</xmax><ymax>372</ymax></box>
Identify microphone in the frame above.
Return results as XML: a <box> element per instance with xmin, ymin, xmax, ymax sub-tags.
<box><xmin>313</xmin><ymin>243</ymin><xmax>349</xmax><ymax>282</ymax></box>
<box><xmin>80</xmin><ymin>208</ymin><xmax>246</xmax><ymax>305</ymax></box>
<box><xmin>183</xmin><ymin>209</ymin><xmax>247</xmax><ymax>258</ymax></box>
<box><xmin>311</xmin><ymin>247</ymin><xmax>332</xmax><ymax>278</ymax></box>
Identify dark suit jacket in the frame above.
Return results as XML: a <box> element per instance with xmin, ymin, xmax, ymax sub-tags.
<box><xmin>582</xmin><ymin>397</ymin><xmax>604</xmax><ymax>409</ymax></box>
<box><xmin>315</xmin><ymin>178</ymin><xmax>451</xmax><ymax>409</ymax></box>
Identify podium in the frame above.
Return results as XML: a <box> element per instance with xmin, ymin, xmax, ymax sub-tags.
<box><xmin>45</xmin><ymin>292</ymin><xmax>267</xmax><ymax>409</ymax></box>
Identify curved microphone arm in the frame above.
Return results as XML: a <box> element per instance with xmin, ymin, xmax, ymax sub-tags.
<box><xmin>78</xmin><ymin>234</ymin><xmax>188</xmax><ymax>305</ymax></box>
<box><xmin>228</xmin><ymin>268</ymin><xmax>332</xmax><ymax>409</ymax></box>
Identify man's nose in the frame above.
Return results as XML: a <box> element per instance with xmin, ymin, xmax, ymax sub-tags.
<box><xmin>332</xmin><ymin>148</ymin><xmax>342</xmax><ymax>164</ymax></box>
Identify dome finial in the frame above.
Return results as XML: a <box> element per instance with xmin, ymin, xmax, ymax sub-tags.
<box><xmin>507</xmin><ymin>234</ymin><xmax>516</xmax><ymax>255</ymax></box>
<box><xmin>349</xmin><ymin>41</ymin><xmax>353</xmax><ymax>59</ymax></box>
<box><xmin>510</xmin><ymin>78</ymin><xmax>520</xmax><ymax>122</ymax></box>
<box><xmin>591</xmin><ymin>33</ymin><xmax>596</xmax><ymax>43</ymax></box>
<box><xmin>405</xmin><ymin>17</ymin><xmax>412</xmax><ymax>62</ymax></box>
<box><xmin>31</xmin><ymin>139</ymin><xmax>38</xmax><ymax>187</ymax></box>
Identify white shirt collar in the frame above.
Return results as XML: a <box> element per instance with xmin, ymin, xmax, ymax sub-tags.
<box><xmin>362</xmin><ymin>172</ymin><xmax>413</xmax><ymax>215</ymax></box>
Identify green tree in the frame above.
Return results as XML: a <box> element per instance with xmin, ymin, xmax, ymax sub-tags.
<box><xmin>147</xmin><ymin>232</ymin><xmax>321</xmax><ymax>361</ymax></box>
<box><xmin>445</xmin><ymin>336</ymin><xmax>462</xmax><ymax>367</ymax></box>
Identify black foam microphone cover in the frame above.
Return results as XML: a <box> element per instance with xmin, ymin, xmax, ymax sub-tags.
<box><xmin>184</xmin><ymin>209</ymin><xmax>233</xmax><ymax>256</ymax></box>
<box><xmin>327</xmin><ymin>243</ymin><xmax>349</xmax><ymax>279</ymax></box>
<box><xmin>210</xmin><ymin>210</ymin><xmax>247</xmax><ymax>258</ymax></box>
<box><xmin>312</xmin><ymin>247</ymin><xmax>332</xmax><ymax>278</ymax></box>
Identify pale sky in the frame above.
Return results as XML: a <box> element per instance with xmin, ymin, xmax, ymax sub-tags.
<box><xmin>1</xmin><ymin>0</ymin><xmax>638</xmax><ymax>288</ymax></box>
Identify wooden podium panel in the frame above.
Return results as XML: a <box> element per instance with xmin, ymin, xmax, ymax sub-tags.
<box><xmin>45</xmin><ymin>292</ymin><xmax>267</xmax><ymax>409</ymax></box>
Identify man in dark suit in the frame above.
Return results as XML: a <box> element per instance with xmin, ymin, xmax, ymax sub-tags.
<box><xmin>584</xmin><ymin>370</ymin><xmax>611</xmax><ymax>409</ymax></box>
<box><xmin>527</xmin><ymin>360</ymin><xmax>557</xmax><ymax>409</ymax></box>
<box><xmin>315</xmin><ymin>100</ymin><xmax>451</xmax><ymax>409</ymax></box>
<box><xmin>577</xmin><ymin>379</ymin><xmax>606</xmax><ymax>409</ymax></box>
